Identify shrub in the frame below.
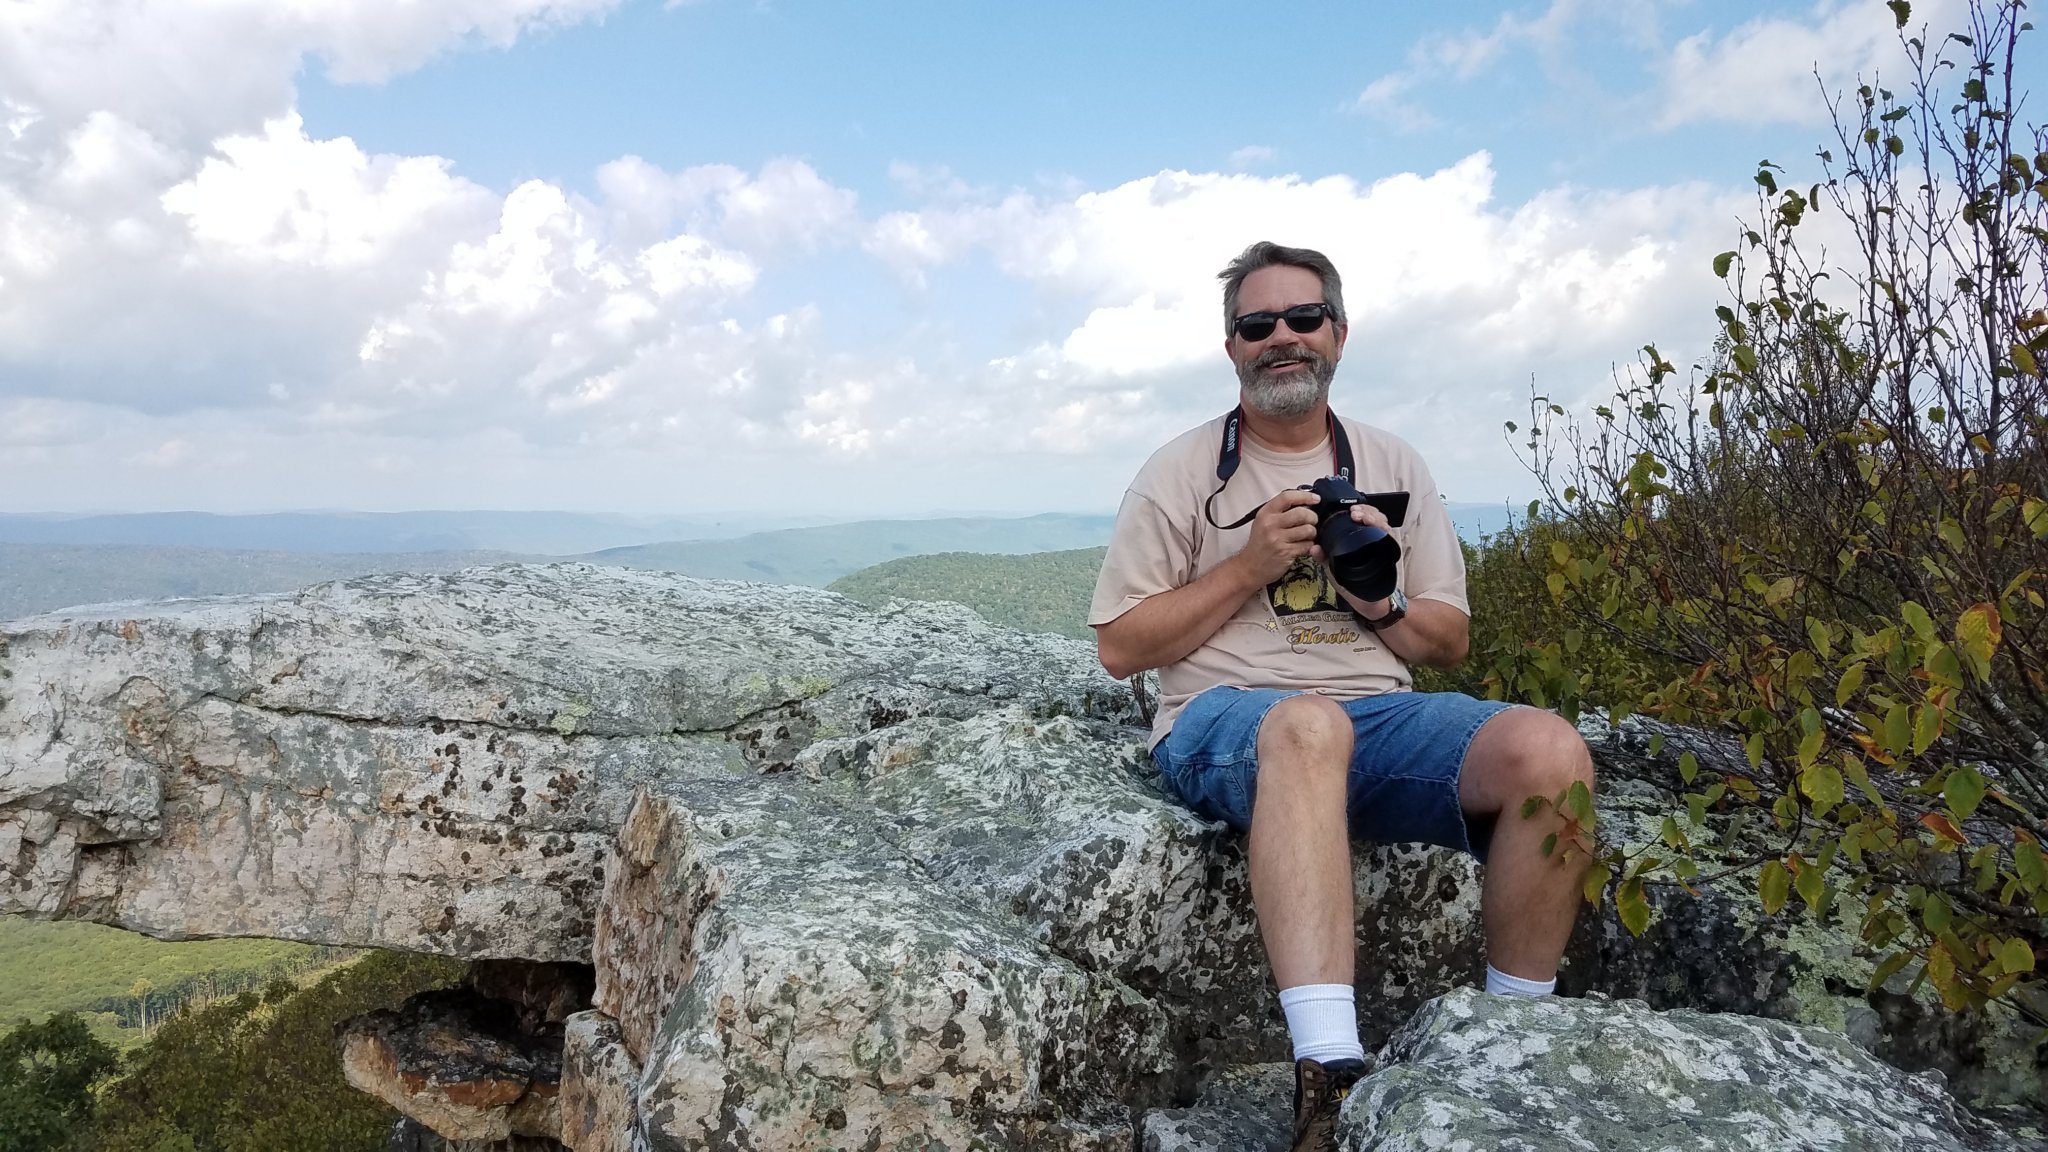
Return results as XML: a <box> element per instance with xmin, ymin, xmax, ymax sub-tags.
<box><xmin>1492</xmin><ymin>0</ymin><xmax>2045</xmax><ymax>1023</ymax></box>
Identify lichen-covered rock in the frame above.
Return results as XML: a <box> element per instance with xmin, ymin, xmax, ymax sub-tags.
<box><xmin>0</xmin><ymin>565</ymin><xmax>1138</xmax><ymax>953</ymax></box>
<box><xmin>1138</xmin><ymin>1063</ymin><xmax>1290</xmax><ymax>1152</ymax></box>
<box><xmin>2</xmin><ymin>566</ymin><xmax>1499</xmax><ymax>1147</ymax></box>
<box><xmin>559</xmin><ymin>1012</ymin><xmax>646</xmax><ymax>1152</ymax></box>
<box><xmin>1344</xmin><ymin>988</ymin><xmax>2039</xmax><ymax>1152</ymax></box>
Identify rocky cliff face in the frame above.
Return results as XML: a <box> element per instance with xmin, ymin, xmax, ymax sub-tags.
<box><xmin>2</xmin><ymin>564</ymin><xmax>2039</xmax><ymax>1150</ymax></box>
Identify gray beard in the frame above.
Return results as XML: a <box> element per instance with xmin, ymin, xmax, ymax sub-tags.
<box><xmin>1238</xmin><ymin>351</ymin><xmax>1335</xmax><ymax>419</ymax></box>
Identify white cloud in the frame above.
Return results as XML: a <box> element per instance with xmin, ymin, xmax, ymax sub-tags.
<box><xmin>859</xmin><ymin>155</ymin><xmax>1746</xmax><ymax>497</ymax></box>
<box><xmin>0</xmin><ymin>0</ymin><xmax>621</xmax><ymax>152</ymax></box>
<box><xmin>1351</xmin><ymin>74</ymin><xmax>1437</xmax><ymax>133</ymax></box>
<box><xmin>595</xmin><ymin>156</ymin><xmax>859</xmax><ymax>251</ymax></box>
<box><xmin>1227</xmin><ymin>145</ymin><xmax>1276</xmax><ymax>170</ymax></box>
<box><xmin>1656</xmin><ymin>0</ymin><xmax>1965</xmax><ymax>128</ymax></box>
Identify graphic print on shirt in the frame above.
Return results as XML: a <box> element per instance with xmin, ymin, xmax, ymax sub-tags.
<box><xmin>1265</xmin><ymin>556</ymin><xmax>1373</xmax><ymax>655</ymax></box>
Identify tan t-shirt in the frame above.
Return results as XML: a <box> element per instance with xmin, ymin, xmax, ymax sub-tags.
<box><xmin>1089</xmin><ymin>412</ymin><xmax>1469</xmax><ymax>747</ymax></box>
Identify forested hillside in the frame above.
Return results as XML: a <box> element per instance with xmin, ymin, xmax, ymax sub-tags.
<box><xmin>1</xmin><ymin>951</ymin><xmax>465</xmax><ymax>1151</ymax></box>
<box><xmin>828</xmin><ymin>547</ymin><xmax>1105</xmax><ymax>640</ymax></box>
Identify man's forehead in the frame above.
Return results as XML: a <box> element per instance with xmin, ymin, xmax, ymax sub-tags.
<box><xmin>1237</xmin><ymin>264</ymin><xmax>1325</xmax><ymax>304</ymax></box>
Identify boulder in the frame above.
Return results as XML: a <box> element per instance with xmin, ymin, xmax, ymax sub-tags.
<box><xmin>1343</xmin><ymin>987</ymin><xmax>2047</xmax><ymax>1151</ymax></box>
<box><xmin>4</xmin><ymin>564</ymin><xmax>2039</xmax><ymax>1146</ymax></box>
<box><xmin>0</xmin><ymin>566</ymin><xmax>1480</xmax><ymax>1147</ymax></box>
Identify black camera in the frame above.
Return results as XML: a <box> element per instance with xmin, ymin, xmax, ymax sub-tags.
<box><xmin>1298</xmin><ymin>476</ymin><xmax>1404</xmax><ymax>602</ymax></box>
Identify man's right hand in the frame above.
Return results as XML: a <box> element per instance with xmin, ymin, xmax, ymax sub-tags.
<box><xmin>1233</xmin><ymin>488</ymin><xmax>1322</xmax><ymax>586</ymax></box>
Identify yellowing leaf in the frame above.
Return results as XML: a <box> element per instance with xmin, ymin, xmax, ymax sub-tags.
<box><xmin>1765</xmin><ymin>576</ymin><xmax>1797</xmax><ymax>606</ymax></box>
<box><xmin>1998</xmin><ymin>937</ymin><xmax>2036</xmax><ymax>975</ymax></box>
<box><xmin>1760</xmin><ymin>860</ymin><xmax>1791</xmax><ymax>915</ymax></box>
<box><xmin>2024</xmin><ymin>496</ymin><xmax>2048</xmax><ymax>539</ymax></box>
<box><xmin>1582</xmin><ymin>862</ymin><xmax>1612</xmax><ymax>906</ymax></box>
<box><xmin>1800</xmin><ymin>758</ymin><xmax>1844</xmax><ymax>808</ymax></box>
<box><xmin>1913</xmin><ymin>702</ymin><xmax>1942</xmax><ymax>756</ymax></box>
<box><xmin>1794</xmin><ymin>858</ymin><xmax>1826</xmax><ymax>911</ymax></box>
<box><xmin>1955</xmin><ymin>603</ymin><xmax>2002</xmax><ymax>666</ymax></box>
<box><xmin>2012</xmin><ymin>341</ymin><xmax>2041</xmax><ymax>376</ymax></box>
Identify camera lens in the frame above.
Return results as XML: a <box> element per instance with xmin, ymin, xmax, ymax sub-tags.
<box><xmin>1318</xmin><ymin>515</ymin><xmax>1401</xmax><ymax>602</ymax></box>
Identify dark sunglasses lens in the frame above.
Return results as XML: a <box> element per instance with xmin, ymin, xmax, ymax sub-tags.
<box><xmin>1282</xmin><ymin>305</ymin><xmax>1328</xmax><ymax>334</ymax></box>
<box><xmin>1235</xmin><ymin>315</ymin><xmax>1279</xmax><ymax>341</ymax></box>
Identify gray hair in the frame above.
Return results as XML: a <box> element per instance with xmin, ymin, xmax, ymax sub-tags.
<box><xmin>1217</xmin><ymin>241</ymin><xmax>1347</xmax><ymax>335</ymax></box>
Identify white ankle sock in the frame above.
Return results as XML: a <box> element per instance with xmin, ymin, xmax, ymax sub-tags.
<box><xmin>1278</xmin><ymin>983</ymin><xmax>1366</xmax><ymax>1065</ymax></box>
<box><xmin>1485</xmin><ymin>964</ymin><xmax>1556</xmax><ymax>997</ymax></box>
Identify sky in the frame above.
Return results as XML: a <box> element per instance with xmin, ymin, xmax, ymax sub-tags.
<box><xmin>0</xmin><ymin>0</ymin><xmax>2010</xmax><ymax>517</ymax></box>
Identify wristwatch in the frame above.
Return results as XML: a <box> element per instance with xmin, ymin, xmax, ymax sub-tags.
<box><xmin>1361</xmin><ymin>588</ymin><xmax>1408</xmax><ymax>631</ymax></box>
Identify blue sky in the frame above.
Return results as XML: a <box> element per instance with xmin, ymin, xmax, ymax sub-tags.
<box><xmin>0</xmin><ymin>0</ymin><xmax>2017</xmax><ymax>516</ymax></box>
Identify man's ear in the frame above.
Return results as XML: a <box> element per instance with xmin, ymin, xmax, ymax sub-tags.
<box><xmin>1334</xmin><ymin>322</ymin><xmax>1349</xmax><ymax>355</ymax></box>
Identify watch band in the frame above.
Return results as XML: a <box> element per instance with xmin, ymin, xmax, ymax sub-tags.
<box><xmin>1362</xmin><ymin>589</ymin><xmax>1408</xmax><ymax>631</ymax></box>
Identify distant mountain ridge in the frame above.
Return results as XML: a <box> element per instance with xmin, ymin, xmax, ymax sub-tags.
<box><xmin>0</xmin><ymin>504</ymin><xmax>1522</xmax><ymax>621</ymax></box>
<box><xmin>0</xmin><ymin>510</ymin><xmax>839</xmax><ymax>556</ymax></box>
<box><xmin>591</xmin><ymin>514</ymin><xmax>1117</xmax><ymax>588</ymax></box>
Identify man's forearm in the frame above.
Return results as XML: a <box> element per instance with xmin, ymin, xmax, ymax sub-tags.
<box><xmin>1340</xmin><ymin>592</ymin><xmax>1468</xmax><ymax>668</ymax></box>
<box><xmin>1095</xmin><ymin>555</ymin><xmax>1265</xmax><ymax>679</ymax></box>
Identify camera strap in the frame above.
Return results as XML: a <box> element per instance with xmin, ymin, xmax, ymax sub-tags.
<box><xmin>1203</xmin><ymin>406</ymin><xmax>1355</xmax><ymax>530</ymax></box>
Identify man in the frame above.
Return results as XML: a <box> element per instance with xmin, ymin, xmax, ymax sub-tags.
<box><xmin>1089</xmin><ymin>242</ymin><xmax>1596</xmax><ymax>1151</ymax></box>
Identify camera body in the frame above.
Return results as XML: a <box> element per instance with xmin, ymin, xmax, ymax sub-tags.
<box><xmin>1298</xmin><ymin>476</ymin><xmax>1403</xmax><ymax>602</ymax></box>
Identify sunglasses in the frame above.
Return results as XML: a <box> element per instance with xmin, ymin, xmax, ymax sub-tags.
<box><xmin>1230</xmin><ymin>302</ymin><xmax>1336</xmax><ymax>342</ymax></box>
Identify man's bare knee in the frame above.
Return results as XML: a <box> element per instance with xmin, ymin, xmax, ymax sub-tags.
<box><xmin>1256</xmin><ymin>695</ymin><xmax>1353</xmax><ymax>774</ymax></box>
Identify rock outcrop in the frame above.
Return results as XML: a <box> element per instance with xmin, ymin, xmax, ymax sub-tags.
<box><xmin>1344</xmin><ymin>988</ymin><xmax>2046</xmax><ymax>1151</ymax></box>
<box><xmin>2</xmin><ymin>564</ymin><xmax>2039</xmax><ymax>1148</ymax></box>
<box><xmin>0</xmin><ymin>565</ymin><xmax>1481</xmax><ymax>1146</ymax></box>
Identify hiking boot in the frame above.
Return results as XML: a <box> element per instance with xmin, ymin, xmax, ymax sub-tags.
<box><xmin>1290</xmin><ymin>1056</ymin><xmax>1366</xmax><ymax>1151</ymax></box>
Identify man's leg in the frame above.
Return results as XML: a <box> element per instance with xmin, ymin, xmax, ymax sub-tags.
<box><xmin>1248</xmin><ymin>694</ymin><xmax>1362</xmax><ymax>1066</ymax></box>
<box><xmin>1457</xmin><ymin>708</ymin><xmax>1597</xmax><ymax>988</ymax></box>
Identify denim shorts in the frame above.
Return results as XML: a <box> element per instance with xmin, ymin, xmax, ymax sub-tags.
<box><xmin>1151</xmin><ymin>686</ymin><xmax>1519</xmax><ymax>857</ymax></box>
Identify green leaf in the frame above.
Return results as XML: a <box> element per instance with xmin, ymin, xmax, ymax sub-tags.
<box><xmin>1732</xmin><ymin>344</ymin><xmax>1759</xmax><ymax>374</ymax></box>
<box><xmin>1901</xmin><ymin>601</ymin><xmax>1936</xmax><ymax>639</ymax></box>
<box><xmin>1883</xmin><ymin>704</ymin><xmax>1911</xmax><ymax>756</ymax></box>
<box><xmin>1867</xmin><ymin>949</ymin><xmax>1913</xmax><ymax>993</ymax></box>
<box><xmin>1713</xmin><ymin>251</ymin><xmax>1737</xmax><ymax>277</ymax></box>
<box><xmin>1540</xmin><ymin>832</ymin><xmax>1558</xmax><ymax>858</ymax></box>
<box><xmin>1618</xmin><ymin>878</ymin><xmax>1652</xmax><ymax>936</ymax></box>
<box><xmin>1760</xmin><ymin>860</ymin><xmax>1791</xmax><ymax>915</ymax></box>
<box><xmin>1678</xmin><ymin>749</ymin><xmax>1699</xmax><ymax>784</ymax></box>
<box><xmin>1998</xmin><ymin>937</ymin><xmax>2036</xmax><ymax>974</ymax></box>
<box><xmin>1520</xmin><ymin>795</ymin><xmax>1550</xmax><ymax>819</ymax></box>
<box><xmin>1660</xmin><ymin>815</ymin><xmax>1690</xmax><ymax>851</ymax></box>
<box><xmin>1887</xmin><ymin>0</ymin><xmax>1910</xmax><ymax>28</ymax></box>
<box><xmin>1944</xmin><ymin>764</ymin><xmax>1987</xmax><ymax>822</ymax></box>
<box><xmin>1835</xmin><ymin>662</ymin><xmax>1867</xmax><ymax>706</ymax></box>
<box><xmin>1923</xmin><ymin>892</ymin><xmax>1952</xmax><ymax>935</ymax></box>
<box><xmin>1565</xmin><ymin>779</ymin><xmax>1596</xmax><ymax>832</ymax></box>
<box><xmin>1800</xmin><ymin>758</ymin><xmax>1844</xmax><ymax>808</ymax></box>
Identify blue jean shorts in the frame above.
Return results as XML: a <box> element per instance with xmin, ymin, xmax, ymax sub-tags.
<box><xmin>1152</xmin><ymin>686</ymin><xmax>1518</xmax><ymax>857</ymax></box>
